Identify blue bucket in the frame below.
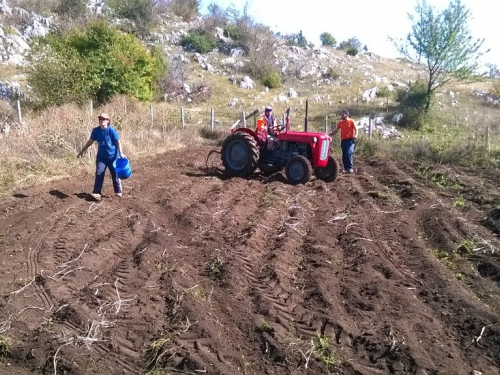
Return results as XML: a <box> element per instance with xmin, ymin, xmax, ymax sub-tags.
<box><xmin>115</xmin><ymin>157</ymin><xmax>132</xmax><ymax>179</ymax></box>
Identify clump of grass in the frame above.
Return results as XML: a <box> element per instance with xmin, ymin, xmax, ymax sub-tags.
<box><xmin>145</xmin><ymin>336</ymin><xmax>173</xmax><ymax>371</ymax></box>
<box><xmin>456</xmin><ymin>238</ymin><xmax>475</xmax><ymax>255</ymax></box>
<box><xmin>257</xmin><ymin>321</ymin><xmax>274</xmax><ymax>333</ymax></box>
<box><xmin>0</xmin><ymin>336</ymin><xmax>12</xmax><ymax>358</ymax></box>
<box><xmin>431</xmin><ymin>248</ymin><xmax>461</xmax><ymax>270</ymax></box>
<box><xmin>206</xmin><ymin>251</ymin><xmax>226</xmax><ymax>281</ymax></box>
<box><xmin>368</xmin><ymin>190</ymin><xmax>389</xmax><ymax>199</ymax></box>
<box><xmin>454</xmin><ymin>196</ymin><xmax>467</xmax><ymax>209</ymax></box>
<box><xmin>313</xmin><ymin>334</ymin><xmax>337</xmax><ymax>370</ymax></box>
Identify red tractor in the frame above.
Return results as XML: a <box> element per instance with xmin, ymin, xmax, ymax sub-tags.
<box><xmin>220</xmin><ymin>99</ymin><xmax>339</xmax><ymax>185</ymax></box>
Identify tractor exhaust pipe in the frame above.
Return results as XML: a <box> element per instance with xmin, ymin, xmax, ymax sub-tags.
<box><xmin>305</xmin><ymin>96</ymin><xmax>309</xmax><ymax>132</ymax></box>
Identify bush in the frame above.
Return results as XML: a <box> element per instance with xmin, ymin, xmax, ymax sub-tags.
<box><xmin>490</xmin><ymin>81</ymin><xmax>500</xmax><ymax>97</ymax></box>
<box><xmin>180</xmin><ymin>29</ymin><xmax>216</xmax><ymax>53</ymax></box>
<box><xmin>346</xmin><ymin>47</ymin><xmax>358</xmax><ymax>56</ymax></box>
<box><xmin>262</xmin><ymin>71</ymin><xmax>281</xmax><ymax>89</ymax></box>
<box><xmin>168</xmin><ymin>0</ymin><xmax>199</xmax><ymax>22</ymax></box>
<box><xmin>395</xmin><ymin>79</ymin><xmax>430</xmax><ymax>130</ymax></box>
<box><xmin>54</xmin><ymin>0</ymin><xmax>87</xmax><ymax>19</ymax></box>
<box><xmin>26</xmin><ymin>20</ymin><xmax>167</xmax><ymax>107</ymax></box>
<box><xmin>338</xmin><ymin>37</ymin><xmax>362</xmax><ymax>51</ymax></box>
<box><xmin>106</xmin><ymin>0</ymin><xmax>155</xmax><ymax>36</ymax></box>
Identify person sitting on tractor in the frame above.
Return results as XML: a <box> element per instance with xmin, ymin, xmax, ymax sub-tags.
<box><xmin>257</xmin><ymin>106</ymin><xmax>279</xmax><ymax>150</ymax></box>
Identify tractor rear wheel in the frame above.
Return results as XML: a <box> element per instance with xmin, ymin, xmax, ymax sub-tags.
<box><xmin>285</xmin><ymin>155</ymin><xmax>312</xmax><ymax>185</ymax></box>
<box><xmin>221</xmin><ymin>132</ymin><xmax>259</xmax><ymax>177</ymax></box>
<box><xmin>314</xmin><ymin>156</ymin><xmax>339</xmax><ymax>182</ymax></box>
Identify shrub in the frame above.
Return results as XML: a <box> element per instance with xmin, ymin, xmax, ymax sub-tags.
<box><xmin>395</xmin><ymin>79</ymin><xmax>430</xmax><ymax>130</ymax></box>
<box><xmin>245</xmin><ymin>25</ymin><xmax>276</xmax><ymax>78</ymax></box>
<box><xmin>323</xmin><ymin>67</ymin><xmax>340</xmax><ymax>80</ymax></box>
<box><xmin>262</xmin><ymin>71</ymin><xmax>281</xmax><ymax>89</ymax></box>
<box><xmin>180</xmin><ymin>29</ymin><xmax>216</xmax><ymax>53</ymax></box>
<box><xmin>168</xmin><ymin>0</ymin><xmax>199</xmax><ymax>22</ymax></box>
<box><xmin>54</xmin><ymin>0</ymin><xmax>87</xmax><ymax>19</ymax></box>
<box><xmin>9</xmin><ymin>0</ymin><xmax>58</xmax><ymax>15</ymax></box>
<box><xmin>490</xmin><ymin>81</ymin><xmax>500</xmax><ymax>97</ymax></box>
<box><xmin>346</xmin><ymin>47</ymin><xmax>358</xmax><ymax>56</ymax></box>
<box><xmin>106</xmin><ymin>0</ymin><xmax>155</xmax><ymax>36</ymax></box>
<box><xmin>26</xmin><ymin>20</ymin><xmax>167</xmax><ymax>107</ymax></box>
<box><xmin>338</xmin><ymin>37</ymin><xmax>362</xmax><ymax>51</ymax></box>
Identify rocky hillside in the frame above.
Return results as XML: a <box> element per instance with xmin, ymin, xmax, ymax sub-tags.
<box><xmin>0</xmin><ymin>0</ymin><xmax>497</xmax><ymax>130</ymax></box>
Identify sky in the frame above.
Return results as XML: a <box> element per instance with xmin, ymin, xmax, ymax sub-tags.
<box><xmin>198</xmin><ymin>0</ymin><xmax>498</xmax><ymax>71</ymax></box>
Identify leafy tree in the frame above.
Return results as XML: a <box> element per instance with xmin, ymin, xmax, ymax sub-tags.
<box><xmin>485</xmin><ymin>63</ymin><xmax>500</xmax><ymax>78</ymax></box>
<box><xmin>391</xmin><ymin>0</ymin><xmax>488</xmax><ymax>112</ymax></box>
<box><xmin>26</xmin><ymin>20</ymin><xmax>167</xmax><ymax>107</ymax></box>
<box><xmin>285</xmin><ymin>30</ymin><xmax>308</xmax><ymax>47</ymax></box>
<box><xmin>337</xmin><ymin>37</ymin><xmax>362</xmax><ymax>51</ymax></box>
<box><xmin>320</xmin><ymin>32</ymin><xmax>336</xmax><ymax>47</ymax></box>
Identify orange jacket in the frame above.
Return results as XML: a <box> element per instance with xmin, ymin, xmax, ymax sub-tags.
<box><xmin>336</xmin><ymin>118</ymin><xmax>357</xmax><ymax>140</ymax></box>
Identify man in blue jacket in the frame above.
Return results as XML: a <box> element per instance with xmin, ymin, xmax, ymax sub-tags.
<box><xmin>78</xmin><ymin>113</ymin><xmax>126</xmax><ymax>201</ymax></box>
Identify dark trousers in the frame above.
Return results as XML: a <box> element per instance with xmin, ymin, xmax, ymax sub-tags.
<box><xmin>93</xmin><ymin>158</ymin><xmax>122</xmax><ymax>194</ymax></box>
<box><xmin>340</xmin><ymin>138</ymin><xmax>355</xmax><ymax>171</ymax></box>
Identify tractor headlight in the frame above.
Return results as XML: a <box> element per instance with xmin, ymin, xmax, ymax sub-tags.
<box><xmin>320</xmin><ymin>140</ymin><xmax>330</xmax><ymax>160</ymax></box>
<box><xmin>312</xmin><ymin>137</ymin><xmax>317</xmax><ymax>143</ymax></box>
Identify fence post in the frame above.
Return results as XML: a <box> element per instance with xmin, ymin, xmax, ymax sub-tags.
<box><xmin>211</xmin><ymin>108</ymin><xmax>215</xmax><ymax>130</ymax></box>
<box><xmin>16</xmin><ymin>100</ymin><xmax>22</xmax><ymax>123</ymax></box>
<box><xmin>242</xmin><ymin>111</ymin><xmax>246</xmax><ymax>128</ymax></box>
<box><xmin>253</xmin><ymin>112</ymin><xmax>257</xmax><ymax>128</ymax></box>
<box><xmin>180</xmin><ymin>106</ymin><xmax>185</xmax><ymax>129</ymax></box>
<box><xmin>150</xmin><ymin>104</ymin><xmax>154</xmax><ymax>127</ymax></box>
<box><xmin>90</xmin><ymin>100</ymin><xmax>93</xmax><ymax>118</ymax></box>
<box><xmin>368</xmin><ymin>118</ymin><xmax>373</xmax><ymax>140</ymax></box>
<box><xmin>486</xmin><ymin>123</ymin><xmax>491</xmax><ymax>154</ymax></box>
<box><xmin>325</xmin><ymin>115</ymin><xmax>328</xmax><ymax>133</ymax></box>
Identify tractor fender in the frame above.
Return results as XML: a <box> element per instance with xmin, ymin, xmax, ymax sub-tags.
<box><xmin>232</xmin><ymin>127</ymin><xmax>265</xmax><ymax>148</ymax></box>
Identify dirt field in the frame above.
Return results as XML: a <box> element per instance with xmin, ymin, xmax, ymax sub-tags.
<box><xmin>0</xmin><ymin>144</ymin><xmax>499</xmax><ymax>375</ymax></box>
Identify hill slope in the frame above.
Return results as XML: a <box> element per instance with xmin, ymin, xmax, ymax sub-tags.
<box><xmin>0</xmin><ymin>145</ymin><xmax>499</xmax><ymax>375</ymax></box>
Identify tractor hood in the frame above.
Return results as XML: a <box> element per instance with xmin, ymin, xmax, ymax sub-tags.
<box><xmin>278</xmin><ymin>131</ymin><xmax>332</xmax><ymax>143</ymax></box>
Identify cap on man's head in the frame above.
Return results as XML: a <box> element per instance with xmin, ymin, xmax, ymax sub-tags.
<box><xmin>265</xmin><ymin>106</ymin><xmax>272</xmax><ymax>112</ymax></box>
<box><xmin>98</xmin><ymin>112</ymin><xmax>110</xmax><ymax>120</ymax></box>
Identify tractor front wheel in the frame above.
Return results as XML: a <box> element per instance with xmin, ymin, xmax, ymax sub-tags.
<box><xmin>285</xmin><ymin>155</ymin><xmax>312</xmax><ymax>185</ymax></box>
<box><xmin>221</xmin><ymin>132</ymin><xmax>259</xmax><ymax>177</ymax></box>
<box><xmin>314</xmin><ymin>156</ymin><xmax>339</xmax><ymax>182</ymax></box>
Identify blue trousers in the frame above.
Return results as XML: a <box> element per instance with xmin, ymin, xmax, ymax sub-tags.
<box><xmin>340</xmin><ymin>138</ymin><xmax>355</xmax><ymax>171</ymax></box>
<box><xmin>93</xmin><ymin>158</ymin><xmax>122</xmax><ymax>194</ymax></box>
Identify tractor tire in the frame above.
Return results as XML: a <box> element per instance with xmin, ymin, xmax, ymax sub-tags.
<box><xmin>258</xmin><ymin>163</ymin><xmax>283</xmax><ymax>176</ymax></box>
<box><xmin>285</xmin><ymin>155</ymin><xmax>312</xmax><ymax>185</ymax></box>
<box><xmin>221</xmin><ymin>132</ymin><xmax>259</xmax><ymax>177</ymax></box>
<box><xmin>314</xmin><ymin>156</ymin><xmax>339</xmax><ymax>182</ymax></box>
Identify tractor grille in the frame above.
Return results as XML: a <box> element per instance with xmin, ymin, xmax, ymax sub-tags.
<box><xmin>320</xmin><ymin>140</ymin><xmax>330</xmax><ymax>160</ymax></box>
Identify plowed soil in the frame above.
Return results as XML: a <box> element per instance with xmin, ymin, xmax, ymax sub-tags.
<box><xmin>1</xmin><ymin>145</ymin><xmax>500</xmax><ymax>375</ymax></box>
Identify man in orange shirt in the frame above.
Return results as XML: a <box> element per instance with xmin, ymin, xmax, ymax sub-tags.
<box><xmin>330</xmin><ymin>109</ymin><xmax>357</xmax><ymax>173</ymax></box>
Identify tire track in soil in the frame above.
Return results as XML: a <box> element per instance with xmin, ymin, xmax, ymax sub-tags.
<box><xmin>218</xmin><ymin>183</ymin><xmax>341</xmax><ymax>372</ymax></box>
<box><xmin>167</xmin><ymin>178</ymin><xmax>267</xmax><ymax>373</ymax></box>
<box><xmin>42</xmin><ymin>199</ymin><xmax>145</xmax><ymax>374</ymax></box>
<box><xmin>336</xmin><ymin>161</ymin><xmax>500</xmax><ymax>374</ymax></box>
